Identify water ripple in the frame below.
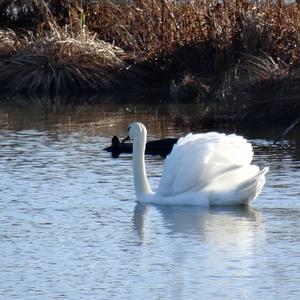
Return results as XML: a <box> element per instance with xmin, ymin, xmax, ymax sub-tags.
<box><xmin>0</xmin><ymin>107</ymin><xmax>300</xmax><ymax>299</ymax></box>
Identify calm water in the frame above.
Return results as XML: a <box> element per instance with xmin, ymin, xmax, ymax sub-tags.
<box><xmin>0</xmin><ymin>103</ymin><xmax>299</xmax><ymax>300</ymax></box>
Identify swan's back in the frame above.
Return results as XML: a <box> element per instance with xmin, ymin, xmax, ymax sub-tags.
<box><xmin>158</xmin><ymin>132</ymin><xmax>254</xmax><ymax>197</ymax></box>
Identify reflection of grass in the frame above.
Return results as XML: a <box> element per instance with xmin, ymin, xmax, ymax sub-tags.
<box><xmin>0</xmin><ymin>1</ymin><xmax>299</xmax><ymax>122</ymax></box>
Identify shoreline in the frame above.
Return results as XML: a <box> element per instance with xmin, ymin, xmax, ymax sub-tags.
<box><xmin>0</xmin><ymin>1</ymin><xmax>299</xmax><ymax>124</ymax></box>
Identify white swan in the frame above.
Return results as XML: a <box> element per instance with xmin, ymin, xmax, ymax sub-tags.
<box><xmin>127</xmin><ymin>122</ymin><xmax>268</xmax><ymax>206</ymax></box>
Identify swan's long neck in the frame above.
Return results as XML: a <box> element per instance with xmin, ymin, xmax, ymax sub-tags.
<box><xmin>132</xmin><ymin>135</ymin><xmax>153</xmax><ymax>200</ymax></box>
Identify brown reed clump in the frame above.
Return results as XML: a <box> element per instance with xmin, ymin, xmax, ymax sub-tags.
<box><xmin>0</xmin><ymin>28</ymin><xmax>129</xmax><ymax>98</ymax></box>
<box><xmin>0</xmin><ymin>1</ymin><xmax>134</xmax><ymax>99</ymax></box>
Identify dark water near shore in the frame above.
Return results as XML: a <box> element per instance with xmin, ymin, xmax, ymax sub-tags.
<box><xmin>0</xmin><ymin>103</ymin><xmax>299</xmax><ymax>299</ymax></box>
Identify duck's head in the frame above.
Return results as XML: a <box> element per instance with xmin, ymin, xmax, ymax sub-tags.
<box><xmin>111</xmin><ymin>136</ymin><xmax>120</xmax><ymax>147</ymax></box>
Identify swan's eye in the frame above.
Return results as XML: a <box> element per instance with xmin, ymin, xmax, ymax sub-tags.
<box><xmin>127</xmin><ymin>126</ymin><xmax>131</xmax><ymax>133</ymax></box>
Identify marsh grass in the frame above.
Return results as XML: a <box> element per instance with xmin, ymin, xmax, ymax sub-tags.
<box><xmin>0</xmin><ymin>0</ymin><xmax>299</xmax><ymax>121</ymax></box>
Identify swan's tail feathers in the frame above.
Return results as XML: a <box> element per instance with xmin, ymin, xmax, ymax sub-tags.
<box><xmin>237</xmin><ymin>166</ymin><xmax>269</xmax><ymax>204</ymax></box>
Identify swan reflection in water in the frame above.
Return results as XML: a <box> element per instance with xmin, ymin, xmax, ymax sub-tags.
<box><xmin>133</xmin><ymin>203</ymin><xmax>265</xmax><ymax>246</ymax></box>
<box><xmin>132</xmin><ymin>204</ymin><xmax>265</xmax><ymax>299</ymax></box>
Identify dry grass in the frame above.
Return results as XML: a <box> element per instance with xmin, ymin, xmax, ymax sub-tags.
<box><xmin>0</xmin><ymin>2</ymin><xmax>132</xmax><ymax>98</ymax></box>
<box><xmin>0</xmin><ymin>26</ymin><xmax>129</xmax><ymax>98</ymax></box>
<box><xmin>88</xmin><ymin>1</ymin><xmax>300</xmax><ymax>63</ymax></box>
<box><xmin>0</xmin><ymin>0</ymin><xmax>299</xmax><ymax>114</ymax></box>
<box><xmin>2</xmin><ymin>1</ymin><xmax>299</xmax><ymax>62</ymax></box>
<box><xmin>27</xmin><ymin>29</ymin><xmax>126</xmax><ymax>69</ymax></box>
<box><xmin>0</xmin><ymin>29</ymin><xmax>22</xmax><ymax>56</ymax></box>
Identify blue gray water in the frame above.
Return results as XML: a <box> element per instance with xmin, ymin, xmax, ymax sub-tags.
<box><xmin>0</xmin><ymin>104</ymin><xmax>299</xmax><ymax>299</ymax></box>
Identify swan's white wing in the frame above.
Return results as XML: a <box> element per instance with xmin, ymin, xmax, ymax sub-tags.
<box><xmin>157</xmin><ymin>132</ymin><xmax>253</xmax><ymax>197</ymax></box>
<box><xmin>205</xmin><ymin>166</ymin><xmax>268</xmax><ymax>205</ymax></box>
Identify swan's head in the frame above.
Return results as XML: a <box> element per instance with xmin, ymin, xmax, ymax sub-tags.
<box><xmin>127</xmin><ymin>122</ymin><xmax>147</xmax><ymax>142</ymax></box>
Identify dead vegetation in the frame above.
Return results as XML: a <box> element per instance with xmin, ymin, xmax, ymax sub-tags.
<box><xmin>0</xmin><ymin>0</ymin><xmax>299</xmax><ymax>121</ymax></box>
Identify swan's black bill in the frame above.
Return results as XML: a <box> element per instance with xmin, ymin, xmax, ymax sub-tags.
<box><xmin>122</xmin><ymin>136</ymin><xmax>130</xmax><ymax>143</ymax></box>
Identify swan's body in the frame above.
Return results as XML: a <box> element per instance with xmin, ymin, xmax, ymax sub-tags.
<box><xmin>128</xmin><ymin>122</ymin><xmax>268</xmax><ymax>206</ymax></box>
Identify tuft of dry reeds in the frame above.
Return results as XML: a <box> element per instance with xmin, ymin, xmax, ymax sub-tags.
<box><xmin>0</xmin><ymin>28</ymin><xmax>131</xmax><ymax>98</ymax></box>
<box><xmin>0</xmin><ymin>1</ymin><xmax>139</xmax><ymax>99</ymax></box>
